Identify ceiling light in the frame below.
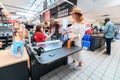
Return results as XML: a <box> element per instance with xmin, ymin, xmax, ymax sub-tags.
<box><xmin>101</xmin><ymin>14</ymin><xmax>110</xmax><ymax>17</ymax></box>
<box><xmin>16</xmin><ymin>12</ymin><xmax>34</xmax><ymax>17</ymax></box>
<box><xmin>64</xmin><ymin>0</ymin><xmax>74</xmax><ymax>5</ymax></box>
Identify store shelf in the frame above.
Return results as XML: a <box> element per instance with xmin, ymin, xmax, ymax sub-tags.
<box><xmin>0</xmin><ymin>39</ymin><xmax>6</xmax><ymax>41</ymax></box>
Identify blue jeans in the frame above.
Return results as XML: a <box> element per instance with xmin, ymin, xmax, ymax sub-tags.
<box><xmin>106</xmin><ymin>38</ymin><xmax>113</xmax><ymax>54</ymax></box>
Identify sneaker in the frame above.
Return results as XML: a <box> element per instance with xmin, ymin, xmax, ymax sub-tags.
<box><xmin>103</xmin><ymin>51</ymin><xmax>107</xmax><ymax>54</ymax></box>
<box><xmin>104</xmin><ymin>51</ymin><xmax>107</xmax><ymax>53</ymax></box>
<box><xmin>107</xmin><ymin>53</ymin><xmax>110</xmax><ymax>55</ymax></box>
<box><xmin>73</xmin><ymin>66</ymin><xmax>82</xmax><ymax>70</ymax></box>
<box><xmin>67</xmin><ymin>63</ymin><xmax>75</xmax><ymax>67</ymax></box>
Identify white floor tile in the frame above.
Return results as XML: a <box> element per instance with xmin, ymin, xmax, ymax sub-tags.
<box><xmin>47</xmin><ymin>70</ymin><xmax>56</xmax><ymax>78</ymax></box>
<box><xmin>79</xmin><ymin>73</ymin><xmax>88</xmax><ymax>80</ymax></box>
<box><xmin>60</xmin><ymin>76</ymin><xmax>71</xmax><ymax>80</ymax></box>
<box><xmin>87</xmin><ymin>78</ymin><xmax>93</xmax><ymax>80</ymax></box>
<box><xmin>90</xmin><ymin>74</ymin><xmax>100</xmax><ymax>80</ymax></box>
<box><xmin>101</xmin><ymin>76</ymin><xmax>113</xmax><ymax>80</ymax></box>
<box><xmin>66</xmin><ymin>72</ymin><xmax>77</xmax><ymax>79</ymax></box>
<box><xmin>40</xmin><ymin>75</ymin><xmax>49</xmax><ymax>80</ymax></box>
<box><xmin>73</xmin><ymin>76</ymin><xmax>82</xmax><ymax>80</ymax></box>
<box><xmin>57</xmin><ymin>71</ymin><xmax>66</xmax><ymax>78</ymax></box>
<box><xmin>50</xmin><ymin>75</ymin><xmax>60</xmax><ymax>80</ymax></box>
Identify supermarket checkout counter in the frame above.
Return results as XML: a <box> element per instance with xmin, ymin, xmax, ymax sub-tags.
<box><xmin>25</xmin><ymin>40</ymin><xmax>82</xmax><ymax>80</ymax></box>
<box><xmin>89</xmin><ymin>34</ymin><xmax>105</xmax><ymax>51</ymax></box>
<box><xmin>0</xmin><ymin>47</ymin><xmax>29</xmax><ymax>80</ymax></box>
<box><xmin>0</xmin><ymin>33</ymin><xmax>29</xmax><ymax>80</ymax></box>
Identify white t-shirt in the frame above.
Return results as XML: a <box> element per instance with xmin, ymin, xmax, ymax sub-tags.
<box><xmin>69</xmin><ymin>23</ymin><xmax>86</xmax><ymax>47</ymax></box>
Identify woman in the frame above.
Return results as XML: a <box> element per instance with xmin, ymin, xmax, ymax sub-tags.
<box><xmin>68</xmin><ymin>7</ymin><xmax>86</xmax><ymax>70</ymax></box>
<box><xmin>34</xmin><ymin>25</ymin><xmax>48</xmax><ymax>42</ymax></box>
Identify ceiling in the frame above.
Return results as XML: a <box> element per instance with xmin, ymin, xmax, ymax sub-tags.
<box><xmin>84</xmin><ymin>5</ymin><xmax>120</xmax><ymax>24</ymax></box>
<box><xmin>0</xmin><ymin>0</ymin><xmax>35</xmax><ymax>21</ymax></box>
<box><xmin>55</xmin><ymin>5</ymin><xmax>120</xmax><ymax>25</ymax></box>
<box><xmin>0</xmin><ymin>0</ymin><xmax>120</xmax><ymax>24</ymax></box>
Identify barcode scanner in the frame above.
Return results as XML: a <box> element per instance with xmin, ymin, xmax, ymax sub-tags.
<box><xmin>33</xmin><ymin>47</ymin><xmax>44</xmax><ymax>56</ymax></box>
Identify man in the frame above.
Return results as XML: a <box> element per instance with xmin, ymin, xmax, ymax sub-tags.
<box><xmin>44</xmin><ymin>22</ymin><xmax>49</xmax><ymax>34</ymax></box>
<box><xmin>49</xmin><ymin>18</ymin><xmax>60</xmax><ymax>40</ymax></box>
<box><xmin>103</xmin><ymin>18</ymin><xmax>115</xmax><ymax>55</ymax></box>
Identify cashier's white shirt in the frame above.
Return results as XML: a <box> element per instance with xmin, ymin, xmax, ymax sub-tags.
<box><xmin>69</xmin><ymin>23</ymin><xmax>86</xmax><ymax>47</ymax></box>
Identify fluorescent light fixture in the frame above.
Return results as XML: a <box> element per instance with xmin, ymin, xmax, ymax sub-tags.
<box><xmin>64</xmin><ymin>0</ymin><xmax>74</xmax><ymax>5</ymax></box>
<box><xmin>16</xmin><ymin>12</ymin><xmax>34</xmax><ymax>17</ymax></box>
<box><xmin>40</xmin><ymin>8</ymin><xmax>49</xmax><ymax>15</ymax></box>
<box><xmin>0</xmin><ymin>1</ymin><xmax>6</xmax><ymax>10</ymax></box>
<box><xmin>8</xmin><ymin>15</ymin><xmax>20</xmax><ymax>19</ymax></box>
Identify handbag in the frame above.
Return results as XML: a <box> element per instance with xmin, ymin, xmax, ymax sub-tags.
<box><xmin>62</xmin><ymin>39</ymin><xmax>75</xmax><ymax>47</ymax></box>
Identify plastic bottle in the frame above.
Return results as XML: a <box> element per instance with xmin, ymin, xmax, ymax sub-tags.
<box><xmin>67</xmin><ymin>40</ymin><xmax>71</xmax><ymax>49</ymax></box>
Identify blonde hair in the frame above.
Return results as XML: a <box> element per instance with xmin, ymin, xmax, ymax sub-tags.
<box><xmin>74</xmin><ymin>13</ymin><xmax>84</xmax><ymax>23</ymax></box>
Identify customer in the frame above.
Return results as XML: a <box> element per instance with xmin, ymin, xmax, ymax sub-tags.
<box><xmin>34</xmin><ymin>24</ymin><xmax>51</xmax><ymax>43</ymax></box>
<box><xmin>103</xmin><ymin>18</ymin><xmax>115</xmax><ymax>55</ymax></box>
<box><xmin>49</xmin><ymin>18</ymin><xmax>60</xmax><ymax>39</ymax></box>
<box><xmin>68</xmin><ymin>7</ymin><xmax>86</xmax><ymax>70</ymax></box>
<box><xmin>58</xmin><ymin>24</ymin><xmax>62</xmax><ymax>40</ymax></box>
<box><xmin>85</xmin><ymin>26</ymin><xmax>94</xmax><ymax>35</ymax></box>
<box><xmin>44</xmin><ymin>22</ymin><xmax>49</xmax><ymax>34</ymax></box>
<box><xmin>94</xmin><ymin>26</ymin><xmax>98</xmax><ymax>34</ymax></box>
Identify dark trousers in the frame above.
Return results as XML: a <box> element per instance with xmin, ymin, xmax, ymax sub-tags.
<box><xmin>106</xmin><ymin>38</ymin><xmax>113</xmax><ymax>54</ymax></box>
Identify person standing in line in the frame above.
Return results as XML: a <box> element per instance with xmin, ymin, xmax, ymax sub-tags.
<box><xmin>68</xmin><ymin>7</ymin><xmax>86</xmax><ymax>70</ymax></box>
<box><xmin>49</xmin><ymin>18</ymin><xmax>60</xmax><ymax>39</ymax></box>
<box><xmin>44</xmin><ymin>22</ymin><xmax>50</xmax><ymax>34</ymax></box>
<box><xmin>58</xmin><ymin>24</ymin><xmax>63</xmax><ymax>40</ymax></box>
<box><xmin>103</xmin><ymin>18</ymin><xmax>115</xmax><ymax>55</ymax></box>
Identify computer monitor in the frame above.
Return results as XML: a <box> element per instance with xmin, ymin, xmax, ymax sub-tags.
<box><xmin>25</xmin><ymin>24</ymin><xmax>34</xmax><ymax>30</ymax></box>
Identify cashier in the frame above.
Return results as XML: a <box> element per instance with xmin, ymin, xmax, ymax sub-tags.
<box><xmin>34</xmin><ymin>25</ymin><xmax>52</xmax><ymax>43</ymax></box>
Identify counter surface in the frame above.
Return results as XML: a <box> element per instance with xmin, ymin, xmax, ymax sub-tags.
<box><xmin>32</xmin><ymin>46</ymin><xmax>82</xmax><ymax>64</ymax></box>
<box><xmin>0</xmin><ymin>48</ymin><xmax>29</xmax><ymax>67</ymax></box>
<box><xmin>91</xmin><ymin>34</ymin><xmax>104</xmax><ymax>37</ymax></box>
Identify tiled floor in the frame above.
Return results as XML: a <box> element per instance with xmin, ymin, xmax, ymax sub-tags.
<box><xmin>40</xmin><ymin>40</ymin><xmax>120</xmax><ymax>80</ymax></box>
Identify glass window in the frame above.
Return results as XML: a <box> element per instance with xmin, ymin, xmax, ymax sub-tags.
<box><xmin>47</xmin><ymin>0</ymin><xmax>50</xmax><ymax>6</ymax></box>
<box><xmin>26</xmin><ymin>0</ymin><xmax>58</xmax><ymax>19</ymax></box>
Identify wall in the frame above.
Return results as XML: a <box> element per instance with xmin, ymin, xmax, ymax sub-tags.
<box><xmin>77</xmin><ymin>0</ymin><xmax>120</xmax><ymax>13</ymax></box>
<box><xmin>55</xmin><ymin>16</ymin><xmax>73</xmax><ymax>24</ymax></box>
<box><xmin>115</xmin><ymin>24</ymin><xmax>120</xmax><ymax>29</ymax></box>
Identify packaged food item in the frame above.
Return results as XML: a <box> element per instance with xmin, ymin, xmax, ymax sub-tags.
<box><xmin>67</xmin><ymin>40</ymin><xmax>71</xmax><ymax>49</ymax></box>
